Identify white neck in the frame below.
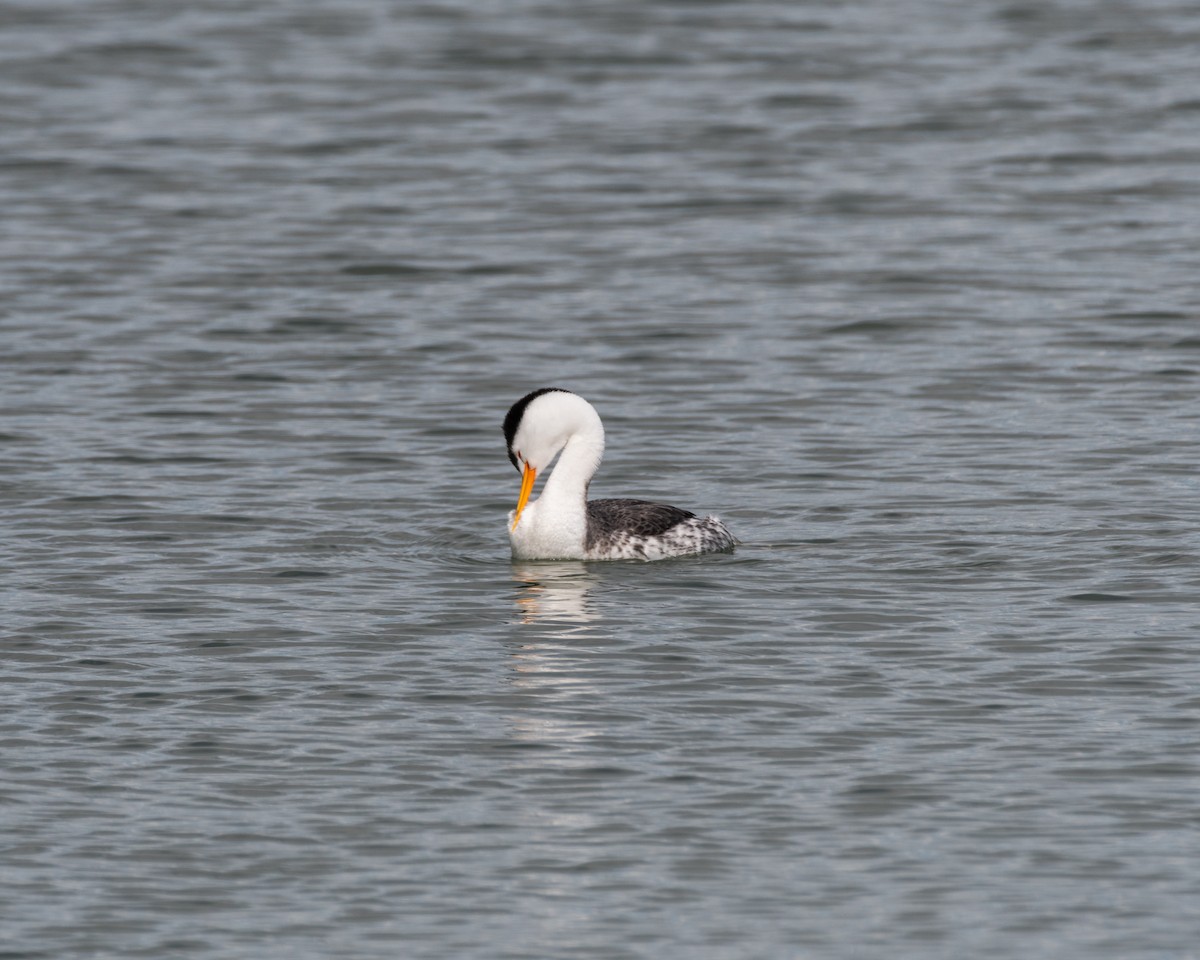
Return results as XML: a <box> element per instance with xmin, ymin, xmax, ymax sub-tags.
<box><xmin>509</xmin><ymin>399</ymin><xmax>606</xmax><ymax>560</ymax></box>
<box><xmin>547</xmin><ymin>423</ymin><xmax>603</xmax><ymax>495</ymax></box>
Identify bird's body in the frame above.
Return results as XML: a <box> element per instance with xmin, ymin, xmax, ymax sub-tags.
<box><xmin>503</xmin><ymin>388</ymin><xmax>736</xmax><ymax>561</ymax></box>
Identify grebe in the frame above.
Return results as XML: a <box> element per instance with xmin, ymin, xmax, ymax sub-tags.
<box><xmin>503</xmin><ymin>388</ymin><xmax>736</xmax><ymax>561</ymax></box>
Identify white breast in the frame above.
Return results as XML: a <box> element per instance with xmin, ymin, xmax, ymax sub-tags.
<box><xmin>509</xmin><ymin>497</ymin><xmax>588</xmax><ymax>560</ymax></box>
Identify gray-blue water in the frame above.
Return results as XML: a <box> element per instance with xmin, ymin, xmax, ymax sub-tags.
<box><xmin>3</xmin><ymin>1</ymin><xmax>1200</xmax><ymax>957</ymax></box>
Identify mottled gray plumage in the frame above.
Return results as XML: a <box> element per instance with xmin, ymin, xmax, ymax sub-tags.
<box><xmin>585</xmin><ymin>498</ymin><xmax>736</xmax><ymax>560</ymax></box>
<box><xmin>586</xmin><ymin>499</ymin><xmax>693</xmax><ymax>544</ymax></box>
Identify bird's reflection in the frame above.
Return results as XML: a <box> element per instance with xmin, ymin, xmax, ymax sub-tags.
<box><xmin>508</xmin><ymin>561</ymin><xmax>603</xmax><ymax>748</ymax></box>
<box><xmin>510</xmin><ymin>561</ymin><xmax>598</xmax><ymax>630</ymax></box>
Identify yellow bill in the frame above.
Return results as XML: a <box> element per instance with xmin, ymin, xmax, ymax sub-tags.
<box><xmin>512</xmin><ymin>462</ymin><xmax>537</xmax><ymax>531</ymax></box>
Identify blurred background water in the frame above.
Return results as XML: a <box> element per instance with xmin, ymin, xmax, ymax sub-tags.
<box><xmin>2</xmin><ymin>1</ymin><xmax>1199</xmax><ymax>958</ymax></box>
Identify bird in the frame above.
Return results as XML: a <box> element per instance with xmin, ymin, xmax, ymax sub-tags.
<box><xmin>502</xmin><ymin>388</ymin><xmax>736</xmax><ymax>561</ymax></box>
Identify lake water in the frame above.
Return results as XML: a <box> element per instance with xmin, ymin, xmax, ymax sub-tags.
<box><xmin>3</xmin><ymin>1</ymin><xmax>1199</xmax><ymax>958</ymax></box>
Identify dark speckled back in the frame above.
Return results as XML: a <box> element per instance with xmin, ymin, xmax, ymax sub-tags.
<box><xmin>585</xmin><ymin>498</ymin><xmax>695</xmax><ymax>547</ymax></box>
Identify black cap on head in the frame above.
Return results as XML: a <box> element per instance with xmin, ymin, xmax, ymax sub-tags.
<box><xmin>503</xmin><ymin>387</ymin><xmax>572</xmax><ymax>470</ymax></box>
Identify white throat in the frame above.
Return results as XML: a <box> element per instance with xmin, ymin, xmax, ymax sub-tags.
<box><xmin>508</xmin><ymin>393</ymin><xmax>606</xmax><ymax>560</ymax></box>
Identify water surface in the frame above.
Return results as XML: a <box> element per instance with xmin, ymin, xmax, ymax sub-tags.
<box><xmin>3</xmin><ymin>1</ymin><xmax>1199</xmax><ymax>957</ymax></box>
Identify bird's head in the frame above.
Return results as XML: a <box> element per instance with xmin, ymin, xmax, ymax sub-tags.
<box><xmin>503</xmin><ymin>388</ymin><xmax>604</xmax><ymax>530</ymax></box>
